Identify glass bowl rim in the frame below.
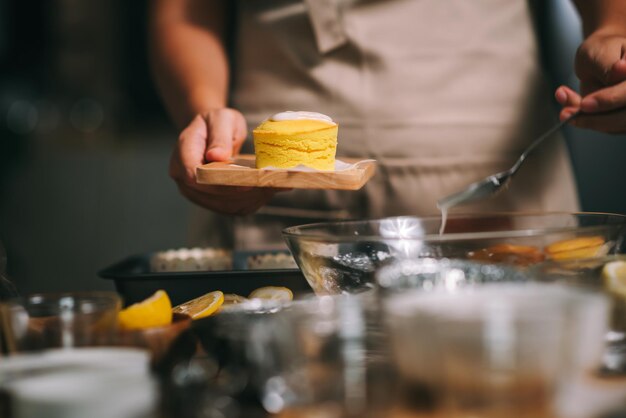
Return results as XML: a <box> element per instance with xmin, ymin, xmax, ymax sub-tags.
<box><xmin>282</xmin><ymin>211</ymin><xmax>626</xmax><ymax>243</ymax></box>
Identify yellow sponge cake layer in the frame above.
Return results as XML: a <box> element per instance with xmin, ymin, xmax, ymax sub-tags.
<box><xmin>253</xmin><ymin>119</ymin><xmax>338</xmax><ymax>171</ymax></box>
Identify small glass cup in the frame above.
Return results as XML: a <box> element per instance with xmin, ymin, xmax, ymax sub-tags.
<box><xmin>531</xmin><ymin>255</ymin><xmax>626</xmax><ymax>374</ymax></box>
<box><xmin>383</xmin><ymin>283</ymin><xmax>608</xmax><ymax>418</ymax></box>
<box><xmin>250</xmin><ymin>293</ymin><xmax>394</xmax><ymax>418</ymax></box>
<box><xmin>376</xmin><ymin>258</ymin><xmax>609</xmax><ymax>417</ymax></box>
<box><xmin>1</xmin><ymin>292</ymin><xmax>121</xmax><ymax>353</ymax></box>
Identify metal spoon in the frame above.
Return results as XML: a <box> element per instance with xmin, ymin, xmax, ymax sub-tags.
<box><xmin>437</xmin><ymin>111</ymin><xmax>579</xmax><ymax>211</ymax></box>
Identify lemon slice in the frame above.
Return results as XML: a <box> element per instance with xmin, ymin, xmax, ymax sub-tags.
<box><xmin>603</xmin><ymin>260</ymin><xmax>626</xmax><ymax>299</ymax></box>
<box><xmin>173</xmin><ymin>291</ymin><xmax>224</xmax><ymax>319</ymax></box>
<box><xmin>222</xmin><ymin>294</ymin><xmax>248</xmax><ymax>306</ymax></box>
<box><xmin>546</xmin><ymin>236</ymin><xmax>605</xmax><ymax>254</ymax></box>
<box><xmin>549</xmin><ymin>246</ymin><xmax>607</xmax><ymax>261</ymax></box>
<box><xmin>118</xmin><ymin>290</ymin><xmax>173</xmax><ymax>330</ymax></box>
<box><xmin>249</xmin><ymin>286</ymin><xmax>293</xmax><ymax>302</ymax></box>
<box><xmin>545</xmin><ymin>236</ymin><xmax>606</xmax><ymax>260</ymax></box>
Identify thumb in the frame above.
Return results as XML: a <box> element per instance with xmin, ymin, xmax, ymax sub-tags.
<box><xmin>175</xmin><ymin>115</ymin><xmax>210</xmax><ymax>183</ymax></box>
<box><xmin>205</xmin><ymin>110</ymin><xmax>238</xmax><ymax>162</ymax></box>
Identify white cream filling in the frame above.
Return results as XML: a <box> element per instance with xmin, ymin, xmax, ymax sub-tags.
<box><xmin>269</xmin><ymin>111</ymin><xmax>336</xmax><ymax>125</ymax></box>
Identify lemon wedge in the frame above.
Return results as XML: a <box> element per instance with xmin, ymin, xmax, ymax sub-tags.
<box><xmin>603</xmin><ymin>261</ymin><xmax>626</xmax><ymax>299</ymax></box>
<box><xmin>545</xmin><ymin>236</ymin><xmax>606</xmax><ymax>260</ymax></box>
<box><xmin>249</xmin><ymin>286</ymin><xmax>293</xmax><ymax>302</ymax></box>
<box><xmin>173</xmin><ymin>291</ymin><xmax>224</xmax><ymax>320</ymax></box>
<box><xmin>118</xmin><ymin>290</ymin><xmax>173</xmax><ymax>330</ymax></box>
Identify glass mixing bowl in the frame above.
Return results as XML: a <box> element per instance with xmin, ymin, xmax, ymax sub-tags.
<box><xmin>282</xmin><ymin>212</ymin><xmax>626</xmax><ymax>295</ymax></box>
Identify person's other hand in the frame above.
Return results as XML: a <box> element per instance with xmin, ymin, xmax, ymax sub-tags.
<box><xmin>170</xmin><ymin>108</ymin><xmax>280</xmax><ymax>215</ymax></box>
<box><xmin>555</xmin><ymin>30</ymin><xmax>626</xmax><ymax>133</ymax></box>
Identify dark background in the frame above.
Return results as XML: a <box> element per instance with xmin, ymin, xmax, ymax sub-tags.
<box><xmin>0</xmin><ymin>0</ymin><xmax>625</xmax><ymax>295</ymax></box>
<box><xmin>0</xmin><ymin>0</ymin><xmax>192</xmax><ymax>294</ymax></box>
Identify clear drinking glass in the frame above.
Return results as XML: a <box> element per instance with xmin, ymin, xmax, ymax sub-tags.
<box><xmin>383</xmin><ymin>283</ymin><xmax>608</xmax><ymax>418</ymax></box>
<box><xmin>1</xmin><ymin>292</ymin><xmax>121</xmax><ymax>353</ymax></box>
<box><xmin>250</xmin><ymin>293</ymin><xmax>394</xmax><ymax>418</ymax></box>
<box><xmin>531</xmin><ymin>255</ymin><xmax>626</xmax><ymax>374</ymax></box>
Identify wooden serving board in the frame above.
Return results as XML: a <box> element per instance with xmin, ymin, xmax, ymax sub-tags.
<box><xmin>196</xmin><ymin>154</ymin><xmax>376</xmax><ymax>190</ymax></box>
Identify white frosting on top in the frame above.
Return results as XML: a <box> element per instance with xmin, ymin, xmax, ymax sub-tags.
<box><xmin>269</xmin><ymin>111</ymin><xmax>335</xmax><ymax>125</ymax></box>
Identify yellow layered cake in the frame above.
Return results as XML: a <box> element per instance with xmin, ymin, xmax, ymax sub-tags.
<box><xmin>253</xmin><ymin>111</ymin><xmax>338</xmax><ymax>171</ymax></box>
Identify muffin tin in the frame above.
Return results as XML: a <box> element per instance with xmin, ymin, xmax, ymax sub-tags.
<box><xmin>99</xmin><ymin>250</ymin><xmax>310</xmax><ymax>306</ymax></box>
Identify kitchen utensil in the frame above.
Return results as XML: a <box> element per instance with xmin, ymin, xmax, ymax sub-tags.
<box><xmin>99</xmin><ymin>251</ymin><xmax>311</xmax><ymax>306</ymax></box>
<box><xmin>283</xmin><ymin>212</ymin><xmax>626</xmax><ymax>295</ymax></box>
<box><xmin>437</xmin><ymin>112</ymin><xmax>579</xmax><ymax>210</ymax></box>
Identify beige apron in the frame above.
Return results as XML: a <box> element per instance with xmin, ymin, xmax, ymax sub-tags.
<box><xmin>190</xmin><ymin>0</ymin><xmax>579</xmax><ymax>250</ymax></box>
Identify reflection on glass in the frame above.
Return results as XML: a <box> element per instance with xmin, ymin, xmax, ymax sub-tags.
<box><xmin>532</xmin><ymin>255</ymin><xmax>626</xmax><ymax>374</ymax></box>
<box><xmin>283</xmin><ymin>213</ymin><xmax>626</xmax><ymax>295</ymax></box>
<box><xmin>1</xmin><ymin>292</ymin><xmax>121</xmax><ymax>353</ymax></box>
<box><xmin>383</xmin><ymin>284</ymin><xmax>608</xmax><ymax>418</ymax></box>
<box><xmin>252</xmin><ymin>294</ymin><xmax>394</xmax><ymax>418</ymax></box>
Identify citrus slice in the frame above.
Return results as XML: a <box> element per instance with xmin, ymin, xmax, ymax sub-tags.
<box><xmin>603</xmin><ymin>260</ymin><xmax>626</xmax><ymax>299</ymax></box>
<box><xmin>249</xmin><ymin>286</ymin><xmax>293</xmax><ymax>302</ymax></box>
<box><xmin>549</xmin><ymin>246</ymin><xmax>607</xmax><ymax>261</ymax></box>
<box><xmin>118</xmin><ymin>290</ymin><xmax>172</xmax><ymax>330</ymax></box>
<box><xmin>172</xmin><ymin>291</ymin><xmax>224</xmax><ymax>319</ymax></box>
<box><xmin>222</xmin><ymin>294</ymin><xmax>248</xmax><ymax>306</ymax></box>
<box><xmin>545</xmin><ymin>236</ymin><xmax>606</xmax><ymax>260</ymax></box>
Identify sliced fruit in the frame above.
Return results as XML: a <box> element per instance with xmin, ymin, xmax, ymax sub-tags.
<box><xmin>173</xmin><ymin>291</ymin><xmax>224</xmax><ymax>320</ymax></box>
<box><xmin>249</xmin><ymin>286</ymin><xmax>293</xmax><ymax>302</ymax></box>
<box><xmin>545</xmin><ymin>236</ymin><xmax>605</xmax><ymax>254</ymax></box>
<box><xmin>603</xmin><ymin>260</ymin><xmax>626</xmax><ymax>299</ymax></box>
<box><xmin>118</xmin><ymin>290</ymin><xmax>172</xmax><ymax>330</ymax></box>
<box><xmin>216</xmin><ymin>294</ymin><xmax>249</xmax><ymax>313</ymax></box>
<box><xmin>222</xmin><ymin>294</ymin><xmax>248</xmax><ymax>306</ymax></box>
<box><xmin>467</xmin><ymin>244</ymin><xmax>544</xmax><ymax>267</ymax></box>
<box><xmin>549</xmin><ymin>246</ymin><xmax>607</xmax><ymax>261</ymax></box>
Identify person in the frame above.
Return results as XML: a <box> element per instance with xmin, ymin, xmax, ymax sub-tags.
<box><xmin>149</xmin><ymin>0</ymin><xmax>626</xmax><ymax>249</ymax></box>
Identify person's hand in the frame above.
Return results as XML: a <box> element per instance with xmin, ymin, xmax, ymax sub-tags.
<box><xmin>170</xmin><ymin>108</ymin><xmax>280</xmax><ymax>215</ymax></box>
<box><xmin>555</xmin><ymin>30</ymin><xmax>626</xmax><ymax>133</ymax></box>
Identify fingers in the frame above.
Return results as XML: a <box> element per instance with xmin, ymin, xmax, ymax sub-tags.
<box><xmin>580</xmin><ymin>80</ymin><xmax>626</xmax><ymax>113</ymax></box>
<box><xmin>555</xmin><ymin>86</ymin><xmax>582</xmax><ymax>108</ymax></box>
<box><xmin>205</xmin><ymin>109</ymin><xmax>248</xmax><ymax>162</ymax></box>
<box><xmin>171</xmin><ymin>108</ymin><xmax>250</xmax><ymax>189</ymax></box>
<box><xmin>556</xmin><ymin>83</ymin><xmax>626</xmax><ymax>133</ymax></box>
<box><xmin>559</xmin><ymin>35</ymin><xmax>626</xmax><ymax>133</ymax></box>
<box><xmin>608</xmin><ymin>56</ymin><xmax>626</xmax><ymax>84</ymax></box>
<box><xmin>555</xmin><ymin>86</ymin><xmax>582</xmax><ymax>123</ymax></box>
<box><xmin>171</xmin><ymin>115</ymin><xmax>209</xmax><ymax>184</ymax></box>
<box><xmin>568</xmin><ymin>107</ymin><xmax>626</xmax><ymax>134</ymax></box>
<box><xmin>169</xmin><ymin>109</ymin><xmax>282</xmax><ymax>215</ymax></box>
<box><xmin>575</xmin><ymin>36</ymin><xmax>626</xmax><ymax>87</ymax></box>
<box><xmin>559</xmin><ymin>106</ymin><xmax>580</xmax><ymax>122</ymax></box>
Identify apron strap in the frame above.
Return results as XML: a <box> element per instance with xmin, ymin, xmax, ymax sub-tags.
<box><xmin>303</xmin><ymin>0</ymin><xmax>348</xmax><ymax>54</ymax></box>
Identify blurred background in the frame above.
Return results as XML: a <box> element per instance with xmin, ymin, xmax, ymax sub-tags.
<box><xmin>0</xmin><ymin>0</ymin><xmax>625</xmax><ymax>295</ymax></box>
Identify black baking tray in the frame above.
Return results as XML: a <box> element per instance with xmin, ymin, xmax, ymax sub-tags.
<box><xmin>99</xmin><ymin>251</ymin><xmax>311</xmax><ymax>306</ymax></box>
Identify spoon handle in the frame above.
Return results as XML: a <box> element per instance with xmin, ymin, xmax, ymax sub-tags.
<box><xmin>510</xmin><ymin>111</ymin><xmax>580</xmax><ymax>174</ymax></box>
